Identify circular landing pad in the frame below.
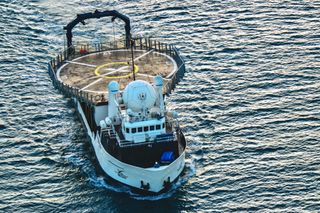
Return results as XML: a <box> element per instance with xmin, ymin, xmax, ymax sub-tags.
<box><xmin>57</xmin><ymin>49</ymin><xmax>177</xmax><ymax>95</ymax></box>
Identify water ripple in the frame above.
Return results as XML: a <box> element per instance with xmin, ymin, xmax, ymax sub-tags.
<box><xmin>1</xmin><ymin>0</ymin><xmax>320</xmax><ymax>212</ymax></box>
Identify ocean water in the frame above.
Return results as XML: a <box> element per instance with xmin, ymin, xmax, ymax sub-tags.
<box><xmin>1</xmin><ymin>0</ymin><xmax>320</xmax><ymax>212</ymax></box>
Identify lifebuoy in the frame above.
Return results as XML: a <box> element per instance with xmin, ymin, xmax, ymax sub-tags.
<box><xmin>94</xmin><ymin>95</ymin><xmax>101</xmax><ymax>102</ymax></box>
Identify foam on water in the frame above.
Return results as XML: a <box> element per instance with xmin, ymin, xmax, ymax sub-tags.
<box><xmin>1</xmin><ymin>0</ymin><xmax>320</xmax><ymax>212</ymax></box>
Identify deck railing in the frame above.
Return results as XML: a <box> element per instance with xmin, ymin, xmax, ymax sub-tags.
<box><xmin>117</xmin><ymin>131</ymin><xmax>178</xmax><ymax>148</ymax></box>
<box><xmin>48</xmin><ymin>37</ymin><xmax>186</xmax><ymax>105</ymax></box>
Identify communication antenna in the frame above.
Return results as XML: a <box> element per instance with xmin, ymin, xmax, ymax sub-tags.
<box><xmin>63</xmin><ymin>34</ymin><xmax>66</xmax><ymax>51</ymax></box>
<box><xmin>112</xmin><ymin>18</ymin><xmax>116</xmax><ymax>48</ymax></box>
<box><xmin>130</xmin><ymin>39</ymin><xmax>136</xmax><ymax>81</ymax></box>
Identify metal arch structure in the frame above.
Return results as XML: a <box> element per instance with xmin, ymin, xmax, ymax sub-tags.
<box><xmin>64</xmin><ymin>10</ymin><xmax>131</xmax><ymax>48</ymax></box>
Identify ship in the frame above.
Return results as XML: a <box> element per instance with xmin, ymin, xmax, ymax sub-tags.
<box><xmin>48</xmin><ymin>10</ymin><xmax>186</xmax><ymax>193</ymax></box>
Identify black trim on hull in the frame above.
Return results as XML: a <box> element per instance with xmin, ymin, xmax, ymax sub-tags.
<box><xmin>100</xmin><ymin>131</ymin><xmax>185</xmax><ymax>168</ymax></box>
<box><xmin>74</xmin><ymin>99</ymin><xmax>186</xmax><ymax>194</ymax></box>
<box><xmin>77</xmin><ymin>100</ymin><xmax>187</xmax><ymax>169</ymax></box>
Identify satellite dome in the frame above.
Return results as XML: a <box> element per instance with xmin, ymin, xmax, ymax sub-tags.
<box><xmin>123</xmin><ymin>80</ymin><xmax>157</xmax><ymax>112</ymax></box>
<box><xmin>108</xmin><ymin>81</ymin><xmax>119</xmax><ymax>94</ymax></box>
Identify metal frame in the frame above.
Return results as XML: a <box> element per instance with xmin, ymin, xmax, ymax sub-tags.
<box><xmin>64</xmin><ymin>10</ymin><xmax>131</xmax><ymax>48</ymax></box>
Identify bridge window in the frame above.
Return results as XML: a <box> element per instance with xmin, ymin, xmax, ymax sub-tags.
<box><xmin>132</xmin><ymin>128</ymin><xmax>136</xmax><ymax>133</ymax></box>
<box><xmin>126</xmin><ymin>128</ymin><xmax>129</xmax><ymax>133</ymax></box>
<box><xmin>138</xmin><ymin>127</ymin><xmax>142</xmax><ymax>132</ymax></box>
<box><xmin>162</xmin><ymin>123</ymin><xmax>165</xmax><ymax>128</ymax></box>
<box><xmin>156</xmin><ymin>124</ymin><xmax>161</xmax><ymax>130</ymax></box>
<box><xmin>150</xmin><ymin>126</ymin><xmax>155</xmax><ymax>131</ymax></box>
<box><xmin>144</xmin><ymin>126</ymin><xmax>148</xmax><ymax>132</ymax></box>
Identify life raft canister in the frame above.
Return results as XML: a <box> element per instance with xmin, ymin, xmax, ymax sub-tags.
<box><xmin>79</xmin><ymin>47</ymin><xmax>88</xmax><ymax>54</ymax></box>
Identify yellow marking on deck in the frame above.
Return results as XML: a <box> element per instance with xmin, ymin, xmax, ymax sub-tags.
<box><xmin>94</xmin><ymin>62</ymin><xmax>139</xmax><ymax>79</ymax></box>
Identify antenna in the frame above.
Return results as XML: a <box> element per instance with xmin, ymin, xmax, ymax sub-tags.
<box><xmin>63</xmin><ymin>34</ymin><xmax>66</xmax><ymax>51</ymax></box>
<box><xmin>112</xmin><ymin>19</ymin><xmax>116</xmax><ymax>47</ymax></box>
<box><xmin>130</xmin><ymin>39</ymin><xmax>136</xmax><ymax>81</ymax></box>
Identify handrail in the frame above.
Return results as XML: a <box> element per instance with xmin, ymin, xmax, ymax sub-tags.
<box><xmin>116</xmin><ymin>119</ymin><xmax>180</xmax><ymax>147</ymax></box>
<box><xmin>118</xmin><ymin>132</ymin><xmax>178</xmax><ymax>148</ymax></box>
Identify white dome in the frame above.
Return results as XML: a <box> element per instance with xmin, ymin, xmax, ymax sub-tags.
<box><xmin>123</xmin><ymin>80</ymin><xmax>157</xmax><ymax>112</ymax></box>
<box><xmin>108</xmin><ymin>81</ymin><xmax>119</xmax><ymax>94</ymax></box>
<box><xmin>154</xmin><ymin>75</ymin><xmax>163</xmax><ymax>87</ymax></box>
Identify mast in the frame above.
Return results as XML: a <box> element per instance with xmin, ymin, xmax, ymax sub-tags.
<box><xmin>130</xmin><ymin>39</ymin><xmax>136</xmax><ymax>81</ymax></box>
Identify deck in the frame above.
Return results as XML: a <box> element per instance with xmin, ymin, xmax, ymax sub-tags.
<box><xmin>57</xmin><ymin>49</ymin><xmax>177</xmax><ymax>98</ymax></box>
<box><xmin>48</xmin><ymin>38</ymin><xmax>185</xmax><ymax>105</ymax></box>
<box><xmin>100</xmin><ymin>127</ymin><xmax>186</xmax><ymax>168</ymax></box>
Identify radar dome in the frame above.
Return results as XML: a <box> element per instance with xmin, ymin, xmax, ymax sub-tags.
<box><xmin>123</xmin><ymin>80</ymin><xmax>157</xmax><ymax>112</ymax></box>
<box><xmin>108</xmin><ymin>81</ymin><xmax>119</xmax><ymax>94</ymax></box>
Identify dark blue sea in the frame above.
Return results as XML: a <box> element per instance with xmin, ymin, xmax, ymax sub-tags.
<box><xmin>1</xmin><ymin>0</ymin><xmax>320</xmax><ymax>212</ymax></box>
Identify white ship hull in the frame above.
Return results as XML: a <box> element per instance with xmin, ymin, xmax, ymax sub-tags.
<box><xmin>77</xmin><ymin>100</ymin><xmax>186</xmax><ymax>193</ymax></box>
<box><xmin>48</xmin><ymin>9</ymin><xmax>187</xmax><ymax>194</ymax></box>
